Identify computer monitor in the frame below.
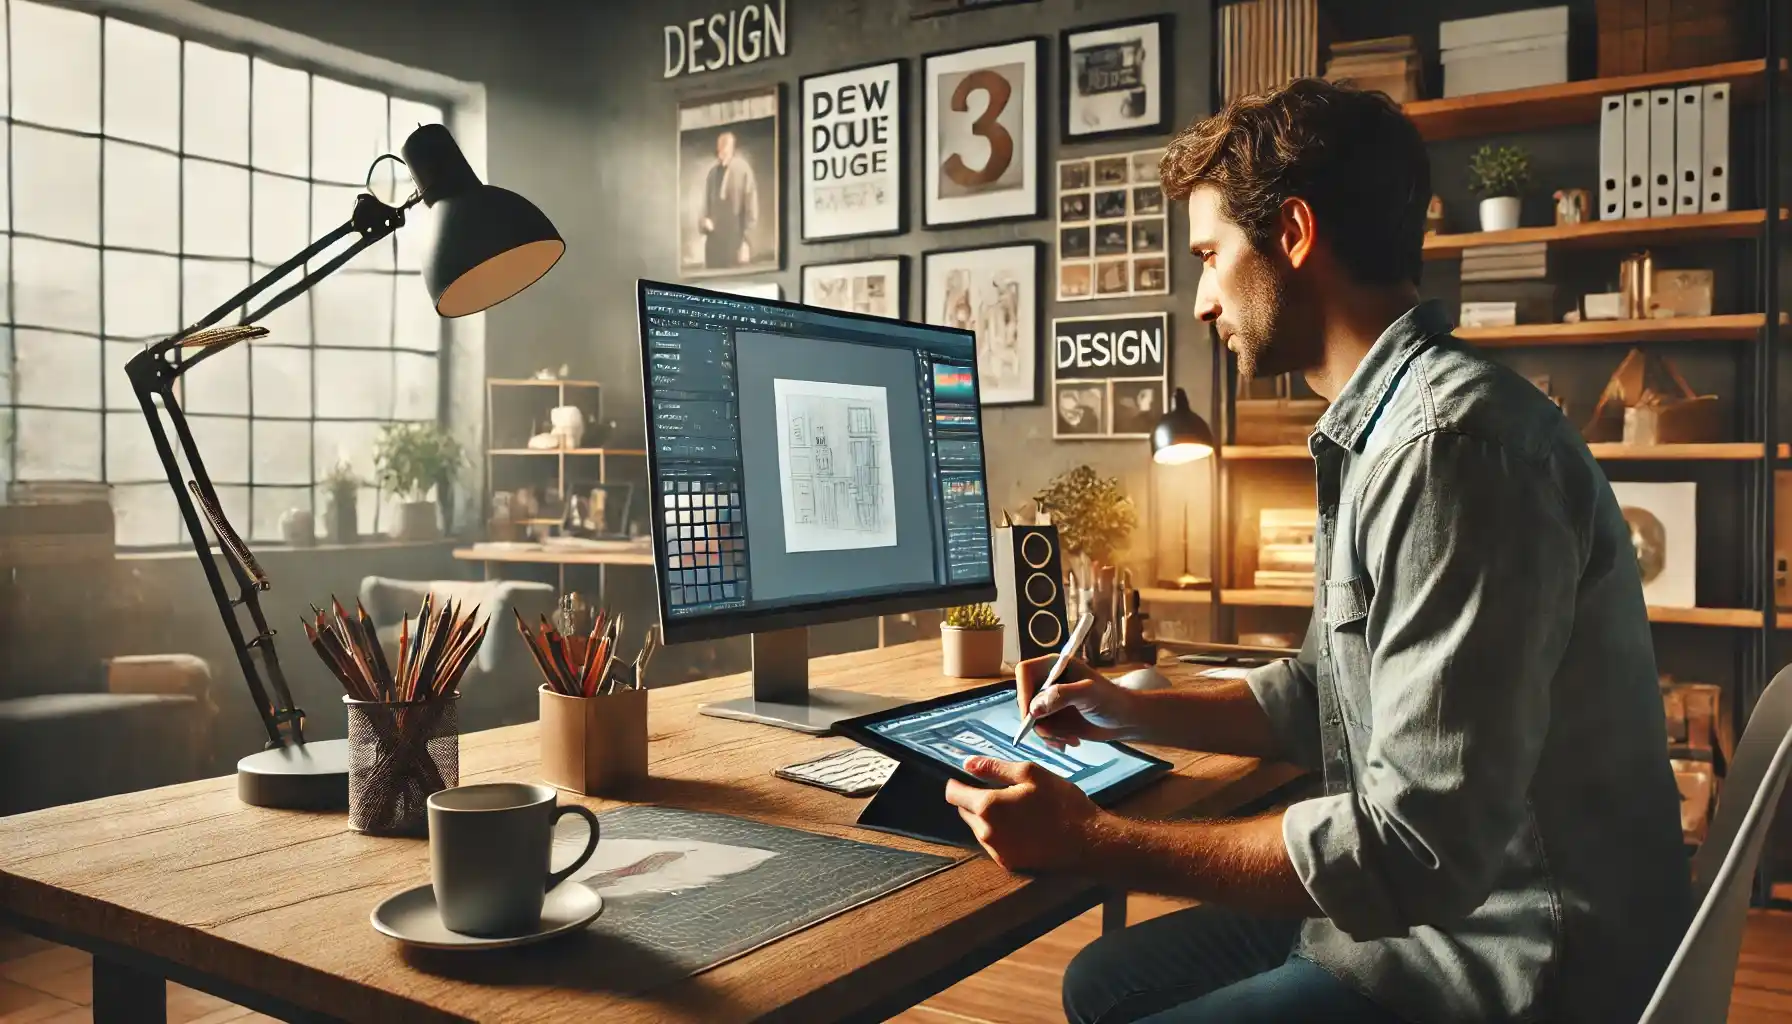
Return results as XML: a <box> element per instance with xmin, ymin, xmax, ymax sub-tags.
<box><xmin>636</xmin><ymin>280</ymin><xmax>998</xmax><ymax>733</ymax></box>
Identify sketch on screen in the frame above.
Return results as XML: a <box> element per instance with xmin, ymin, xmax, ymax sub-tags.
<box><xmin>772</xmin><ymin>379</ymin><xmax>899</xmax><ymax>553</ymax></box>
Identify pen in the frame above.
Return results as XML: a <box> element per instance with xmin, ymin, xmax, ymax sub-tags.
<box><xmin>1012</xmin><ymin>611</ymin><xmax>1097</xmax><ymax>745</ymax></box>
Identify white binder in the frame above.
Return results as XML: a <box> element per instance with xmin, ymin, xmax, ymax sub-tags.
<box><xmin>1599</xmin><ymin>94</ymin><xmax>1625</xmax><ymax>220</ymax></box>
<box><xmin>1623</xmin><ymin>91</ymin><xmax>1650</xmax><ymax>219</ymax></box>
<box><xmin>1702</xmin><ymin>82</ymin><xmax>1730</xmax><ymax>213</ymax></box>
<box><xmin>1648</xmin><ymin>89</ymin><xmax>1675</xmax><ymax>217</ymax></box>
<box><xmin>1675</xmin><ymin>87</ymin><xmax>1703</xmax><ymax>215</ymax></box>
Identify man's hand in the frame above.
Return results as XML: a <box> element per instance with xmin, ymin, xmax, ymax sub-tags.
<box><xmin>1016</xmin><ymin>656</ymin><xmax>1144</xmax><ymax>748</ymax></box>
<box><xmin>944</xmin><ymin>757</ymin><xmax>1106</xmax><ymax>873</ymax></box>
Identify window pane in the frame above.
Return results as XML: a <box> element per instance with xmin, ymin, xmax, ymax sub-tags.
<box><xmin>180</xmin><ymin>258</ymin><xmax>247</xmax><ymax>332</ymax></box>
<box><xmin>182</xmin><ymin>160</ymin><xmax>249</xmax><ymax>258</ymax></box>
<box><xmin>392</xmin><ymin>274</ymin><xmax>439</xmax><ymax>352</ymax></box>
<box><xmin>180</xmin><ymin>332</ymin><xmax>248</xmax><ymax>415</ymax></box>
<box><xmin>104</xmin><ymin>410</ymin><xmax>164</xmax><ymax>482</ymax></box>
<box><xmin>395</xmin><ymin>195</ymin><xmax>436</xmax><ymax>273</ymax></box>
<box><xmin>0</xmin><ymin>409</ymin><xmax>11</xmax><ymax>485</ymax></box>
<box><xmin>248</xmin><ymin>264</ymin><xmax>311</xmax><ymax>347</ymax></box>
<box><xmin>0</xmin><ymin>326</ymin><xmax>12</xmax><ymax>405</ymax></box>
<box><xmin>251</xmin><ymin>172</ymin><xmax>309</xmax><ymax>266</ymax></box>
<box><xmin>389</xmin><ymin>98</ymin><xmax>443</xmax><ymax>151</ymax></box>
<box><xmin>187</xmin><ymin>414</ymin><xmax>248</xmax><ymax>484</ymax></box>
<box><xmin>15</xmin><ymin>126</ymin><xmax>98</xmax><ymax>244</ymax></box>
<box><xmin>104</xmin><ymin>141</ymin><xmax>178</xmax><ymax>251</ymax></box>
<box><xmin>252</xmin><ymin>485</ymin><xmax>311</xmax><ymax>542</ymax></box>
<box><xmin>104</xmin><ymin>251</ymin><xmax>181</xmax><ymax>342</ymax></box>
<box><xmin>105</xmin><ymin>19</ymin><xmax>179</xmax><ymax>148</ymax></box>
<box><xmin>393</xmin><ymin>351</ymin><xmax>437</xmax><ymax>420</ymax></box>
<box><xmin>15</xmin><ymin>238</ymin><xmax>99</xmax><ymax>332</ymax></box>
<box><xmin>251</xmin><ymin>58</ymin><xmax>307</xmax><ymax>177</ymax></box>
<box><xmin>313</xmin><ymin>419</ymin><xmax>378</xmax><ymax>485</ymax></box>
<box><xmin>114</xmin><ymin>482</ymin><xmax>179</xmax><ymax>547</ymax></box>
<box><xmin>312</xmin><ymin>181</ymin><xmax>390</xmax><ymax>270</ymax></box>
<box><xmin>104</xmin><ymin>339</ymin><xmax>151</xmax><ymax>412</ymax></box>
<box><xmin>16</xmin><ymin>408</ymin><xmax>100</xmax><ymax>480</ymax></box>
<box><xmin>314</xmin><ymin>270</ymin><xmax>393</xmax><ymax>348</ymax></box>
<box><xmin>250</xmin><ymin>343</ymin><xmax>310</xmax><ymax>418</ymax></box>
<box><xmin>311</xmin><ymin>77</ymin><xmax>388</xmax><ymax>184</ymax></box>
<box><xmin>0</xmin><ymin>129</ymin><xmax>11</xmax><ymax>233</ymax></box>
<box><xmin>13</xmin><ymin>1</ymin><xmax>99</xmax><ymax>132</ymax></box>
<box><xmin>251</xmin><ymin>418</ymin><xmax>309</xmax><ymax>484</ymax></box>
<box><xmin>15</xmin><ymin>330</ymin><xmax>99</xmax><ymax>408</ymax></box>
<box><xmin>314</xmin><ymin>349</ymin><xmax>391</xmax><ymax>420</ymax></box>
<box><xmin>369</xmin><ymin>487</ymin><xmax>404</xmax><ymax>537</ymax></box>
<box><xmin>182</xmin><ymin>41</ymin><xmax>248</xmax><ymax>163</ymax></box>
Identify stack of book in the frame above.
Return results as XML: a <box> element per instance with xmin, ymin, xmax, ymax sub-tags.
<box><xmin>1253</xmin><ymin>507</ymin><xmax>1316</xmax><ymax>590</ymax></box>
<box><xmin>1460</xmin><ymin>242</ymin><xmax>1555</xmax><ymax>327</ymax></box>
<box><xmin>1323</xmin><ymin>35</ymin><xmax>1423</xmax><ymax>103</ymax></box>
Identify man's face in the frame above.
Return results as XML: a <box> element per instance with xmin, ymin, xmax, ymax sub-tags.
<box><xmin>1186</xmin><ymin>186</ymin><xmax>1316</xmax><ymax>380</ymax></box>
<box><xmin>715</xmin><ymin>132</ymin><xmax>736</xmax><ymax>163</ymax></box>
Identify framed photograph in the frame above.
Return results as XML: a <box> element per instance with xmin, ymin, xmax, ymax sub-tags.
<box><xmin>1061</xmin><ymin>16</ymin><xmax>1171</xmax><ymax>140</ymax></box>
<box><xmin>801</xmin><ymin>257</ymin><xmax>908</xmax><ymax>320</ymax></box>
<box><xmin>1609</xmin><ymin>481</ymin><xmax>1697</xmax><ymax>608</ymax></box>
<box><xmin>912</xmin><ymin>0</ymin><xmax>1039</xmax><ymax>17</ymax></box>
<box><xmin>678</xmin><ymin>85</ymin><xmax>782</xmax><ymax>279</ymax></box>
<box><xmin>800</xmin><ymin>60</ymin><xmax>905</xmax><ymax>242</ymax></box>
<box><xmin>922</xmin><ymin>242</ymin><xmax>1043</xmax><ymax>406</ymax></box>
<box><xmin>1051</xmin><ymin>312</ymin><xmax>1169</xmax><ymax>438</ymax></box>
<box><xmin>1056</xmin><ymin>148</ymin><xmax>1169</xmax><ymax>302</ymax></box>
<box><xmin>709</xmin><ymin>281</ymin><xmax>783</xmax><ymax>301</ymax></box>
<box><xmin>923</xmin><ymin>37</ymin><xmax>1044</xmax><ymax>228</ymax></box>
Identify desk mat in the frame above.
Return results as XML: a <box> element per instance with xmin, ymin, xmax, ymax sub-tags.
<box><xmin>551</xmin><ymin>805</ymin><xmax>960</xmax><ymax>991</ymax></box>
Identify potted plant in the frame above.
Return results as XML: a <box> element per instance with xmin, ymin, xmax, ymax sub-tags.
<box><xmin>323</xmin><ymin>459</ymin><xmax>360</xmax><ymax>545</ymax></box>
<box><xmin>373</xmin><ymin>422</ymin><xmax>465</xmax><ymax>542</ymax></box>
<box><xmin>1034</xmin><ymin>465</ymin><xmax>1138</xmax><ymax>578</ymax></box>
<box><xmin>941</xmin><ymin>603</ymin><xmax>1004</xmax><ymax>678</ymax></box>
<box><xmin>1468</xmin><ymin>144</ymin><xmax>1531</xmax><ymax>232</ymax></box>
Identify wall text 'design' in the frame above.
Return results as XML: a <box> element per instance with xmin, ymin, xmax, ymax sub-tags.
<box><xmin>664</xmin><ymin>0</ymin><xmax>788</xmax><ymax>79</ymax></box>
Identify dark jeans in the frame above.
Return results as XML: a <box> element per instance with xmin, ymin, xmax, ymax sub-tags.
<box><xmin>1062</xmin><ymin>905</ymin><xmax>1407</xmax><ymax>1024</ymax></box>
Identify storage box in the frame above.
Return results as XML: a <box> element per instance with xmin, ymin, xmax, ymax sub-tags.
<box><xmin>1440</xmin><ymin>6</ymin><xmax>1569</xmax><ymax>98</ymax></box>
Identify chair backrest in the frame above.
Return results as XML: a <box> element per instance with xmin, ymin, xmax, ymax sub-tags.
<box><xmin>1639</xmin><ymin>663</ymin><xmax>1792</xmax><ymax>1023</ymax></box>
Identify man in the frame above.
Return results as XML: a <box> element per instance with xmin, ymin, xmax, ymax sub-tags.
<box><xmin>943</xmin><ymin>78</ymin><xmax>1690</xmax><ymax>1023</ymax></box>
<box><xmin>700</xmin><ymin>129</ymin><xmax>758</xmax><ymax>269</ymax></box>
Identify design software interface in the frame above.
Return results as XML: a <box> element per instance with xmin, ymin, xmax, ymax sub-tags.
<box><xmin>641</xmin><ymin>285</ymin><xmax>994</xmax><ymax>622</ymax></box>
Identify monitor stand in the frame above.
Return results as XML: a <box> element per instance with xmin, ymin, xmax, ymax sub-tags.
<box><xmin>697</xmin><ymin>627</ymin><xmax>908</xmax><ymax>735</ymax></box>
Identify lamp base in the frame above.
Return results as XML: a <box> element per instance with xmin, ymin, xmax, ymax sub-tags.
<box><xmin>237</xmin><ymin>739</ymin><xmax>351</xmax><ymax>809</ymax></box>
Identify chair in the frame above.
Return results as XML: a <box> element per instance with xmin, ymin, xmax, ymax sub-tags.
<box><xmin>357</xmin><ymin>576</ymin><xmax>557</xmax><ymax>731</ymax></box>
<box><xmin>1639</xmin><ymin>663</ymin><xmax>1792</xmax><ymax>1022</ymax></box>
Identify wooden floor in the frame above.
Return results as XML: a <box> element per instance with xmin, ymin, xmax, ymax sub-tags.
<box><xmin>1</xmin><ymin>895</ymin><xmax>1790</xmax><ymax>1022</ymax></box>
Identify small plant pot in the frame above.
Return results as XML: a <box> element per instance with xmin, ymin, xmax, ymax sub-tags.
<box><xmin>1478</xmin><ymin>196</ymin><xmax>1521</xmax><ymax>232</ymax></box>
<box><xmin>942</xmin><ymin>625</ymin><xmax>1004</xmax><ymax>678</ymax></box>
<box><xmin>393</xmin><ymin>500</ymin><xmax>440</xmax><ymax>541</ymax></box>
<box><xmin>539</xmin><ymin>685</ymin><xmax>648</xmax><ymax>797</ymax></box>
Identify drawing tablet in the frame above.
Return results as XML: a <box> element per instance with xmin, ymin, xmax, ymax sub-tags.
<box><xmin>835</xmin><ymin>681</ymin><xmax>1172</xmax><ymax>807</ymax></box>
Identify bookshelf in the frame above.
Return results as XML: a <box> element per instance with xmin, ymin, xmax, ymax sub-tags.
<box><xmin>1219</xmin><ymin>442</ymin><xmax>1782</xmax><ymax>461</ymax></box>
<box><xmin>1423</xmin><ymin>209</ymin><xmax>1781</xmax><ymax>259</ymax></box>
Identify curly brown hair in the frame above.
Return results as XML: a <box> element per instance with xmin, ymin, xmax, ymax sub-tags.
<box><xmin>1160</xmin><ymin>78</ymin><xmax>1430</xmax><ymax>287</ymax></box>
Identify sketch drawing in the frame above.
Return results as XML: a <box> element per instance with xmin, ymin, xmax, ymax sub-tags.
<box><xmin>772</xmin><ymin>379</ymin><xmax>899</xmax><ymax>553</ymax></box>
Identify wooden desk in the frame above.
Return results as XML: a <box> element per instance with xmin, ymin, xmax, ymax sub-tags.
<box><xmin>0</xmin><ymin>640</ymin><xmax>1299</xmax><ymax>1024</ymax></box>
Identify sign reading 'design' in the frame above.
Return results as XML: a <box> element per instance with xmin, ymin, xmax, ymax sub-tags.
<box><xmin>664</xmin><ymin>0</ymin><xmax>788</xmax><ymax>79</ymax></box>
<box><xmin>1053</xmin><ymin>314</ymin><xmax>1167</xmax><ymax>379</ymax></box>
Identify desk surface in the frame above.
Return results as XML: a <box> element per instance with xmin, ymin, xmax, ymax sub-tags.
<box><xmin>0</xmin><ymin>640</ymin><xmax>1296</xmax><ymax>1024</ymax></box>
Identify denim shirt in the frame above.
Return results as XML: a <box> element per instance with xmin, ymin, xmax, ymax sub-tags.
<box><xmin>1247</xmin><ymin>301</ymin><xmax>1692</xmax><ymax>1023</ymax></box>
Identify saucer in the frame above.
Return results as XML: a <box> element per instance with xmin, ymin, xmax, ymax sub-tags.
<box><xmin>371</xmin><ymin>882</ymin><xmax>603</xmax><ymax>950</ymax></box>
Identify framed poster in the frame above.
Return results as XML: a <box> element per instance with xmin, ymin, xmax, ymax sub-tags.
<box><xmin>678</xmin><ymin>85</ymin><xmax>782</xmax><ymax>279</ymax></box>
<box><xmin>801</xmin><ymin>257</ymin><xmax>907</xmax><ymax>320</ymax></box>
<box><xmin>1056</xmin><ymin>147</ymin><xmax>1168</xmax><ymax>302</ymax></box>
<box><xmin>1061</xmin><ymin>16</ymin><xmax>1171</xmax><ymax>140</ymax></box>
<box><xmin>911</xmin><ymin>0</ymin><xmax>1039</xmax><ymax>18</ymax></box>
<box><xmin>800</xmin><ymin>60</ymin><xmax>905</xmax><ymax>241</ymax></box>
<box><xmin>922</xmin><ymin>37</ymin><xmax>1044</xmax><ymax>229</ymax></box>
<box><xmin>710</xmin><ymin>281</ymin><xmax>783</xmax><ymax>301</ymax></box>
<box><xmin>1609</xmin><ymin>481</ymin><xmax>1697</xmax><ymax>608</ymax></box>
<box><xmin>1051</xmin><ymin>312</ymin><xmax>1168</xmax><ymax>439</ymax></box>
<box><xmin>922</xmin><ymin>242</ymin><xmax>1042</xmax><ymax>406</ymax></box>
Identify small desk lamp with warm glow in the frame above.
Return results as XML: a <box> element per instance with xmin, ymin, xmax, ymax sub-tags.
<box><xmin>125</xmin><ymin>123</ymin><xmax>563</xmax><ymax>809</ymax></box>
<box><xmin>1150</xmin><ymin>387</ymin><xmax>1216</xmax><ymax>589</ymax></box>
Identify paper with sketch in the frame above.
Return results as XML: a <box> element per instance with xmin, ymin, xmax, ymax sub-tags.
<box><xmin>772</xmin><ymin>378</ymin><xmax>898</xmax><ymax>553</ymax></box>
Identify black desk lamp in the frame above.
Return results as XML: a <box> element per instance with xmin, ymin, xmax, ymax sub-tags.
<box><xmin>1150</xmin><ymin>387</ymin><xmax>1216</xmax><ymax>590</ymax></box>
<box><xmin>125</xmin><ymin>124</ymin><xmax>564</xmax><ymax>809</ymax></box>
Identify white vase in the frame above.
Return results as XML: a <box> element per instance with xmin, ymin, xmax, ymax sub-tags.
<box><xmin>549</xmin><ymin>405</ymin><xmax>585</xmax><ymax>449</ymax></box>
<box><xmin>1479</xmin><ymin>196</ymin><xmax>1521</xmax><ymax>232</ymax></box>
<box><xmin>393</xmin><ymin>500</ymin><xmax>440</xmax><ymax>541</ymax></box>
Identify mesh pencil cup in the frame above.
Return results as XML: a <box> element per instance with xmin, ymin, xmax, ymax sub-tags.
<box><xmin>345</xmin><ymin>693</ymin><xmax>459</xmax><ymax>837</ymax></box>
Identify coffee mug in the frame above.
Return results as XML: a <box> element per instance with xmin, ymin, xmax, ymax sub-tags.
<box><xmin>426</xmin><ymin>782</ymin><xmax>600</xmax><ymax>936</ymax></box>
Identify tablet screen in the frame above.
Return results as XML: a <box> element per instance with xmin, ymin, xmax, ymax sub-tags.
<box><xmin>860</xmin><ymin>685</ymin><xmax>1163</xmax><ymax>798</ymax></box>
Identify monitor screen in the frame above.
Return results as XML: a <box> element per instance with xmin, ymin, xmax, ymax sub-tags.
<box><xmin>637</xmin><ymin>281</ymin><xmax>996</xmax><ymax>643</ymax></box>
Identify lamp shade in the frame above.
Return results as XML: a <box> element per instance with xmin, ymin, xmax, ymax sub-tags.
<box><xmin>1151</xmin><ymin>387</ymin><xmax>1216</xmax><ymax>464</ymax></box>
<box><xmin>401</xmin><ymin>124</ymin><xmax>565</xmax><ymax>318</ymax></box>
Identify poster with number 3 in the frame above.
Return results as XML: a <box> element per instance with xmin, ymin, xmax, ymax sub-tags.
<box><xmin>923</xmin><ymin>37</ymin><xmax>1043</xmax><ymax>229</ymax></box>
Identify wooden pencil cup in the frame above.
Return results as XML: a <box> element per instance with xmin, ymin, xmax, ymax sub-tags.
<box><xmin>539</xmin><ymin>684</ymin><xmax>647</xmax><ymax>796</ymax></box>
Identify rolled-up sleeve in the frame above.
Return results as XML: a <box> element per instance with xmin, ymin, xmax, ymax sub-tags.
<box><xmin>1283</xmin><ymin>430</ymin><xmax>1579</xmax><ymax>940</ymax></box>
<box><xmin>1245</xmin><ymin>615</ymin><xmax>1323</xmax><ymax>771</ymax></box>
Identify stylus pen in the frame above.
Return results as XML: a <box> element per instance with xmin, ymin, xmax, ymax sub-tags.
<box><xmin>1012</xmin><ymin>611</ymin><xmax>1097</xmax><ymax>745</ymax></box>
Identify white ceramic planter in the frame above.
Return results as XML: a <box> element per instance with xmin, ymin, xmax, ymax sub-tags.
<box><xmin>1479</xmin><ymin>196</ymin><xmax>1521</xmax><ymax>232</ymax></box>
<box><xmin>394</xmin><ymin>500</ymin><xmax>440</xmax><ymax>541</ymax></box>
<box><xmin>941</xmin><ymin>626</ymin><xmax>1004</xmax><ymax>678</ymax></box>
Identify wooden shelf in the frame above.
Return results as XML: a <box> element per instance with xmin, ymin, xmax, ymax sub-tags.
<box><xmin>487</xmin><ymin>378</ymin><xmax>603</xmax><ymax>388</ymax></box>
<box><xmin>1459</xmin><ymin>314</ymin><xmax>1770</xmax><ymax>348</ymax></box>
<box><xmin>1222</xmin><ymin>443</ymin><xmax>1775</xmax><ymax>462</ymax></box>
<box><xmin>1219</xmin><ymin>588</ymin><xmax>1313</xmax><ymax>608</ymax></box>
<box><xmin>1404</xmin><ymin>59</ymin><xmax>1768</xmax><ymax>141</ymax></box>
<box><xmin>487</xmin><ymin>447</ymin><xmax>646</xmax><ymax>456</ymax></box>
<box><xmin>1424</xmin><ymin>209</ymin><xmax>1776</xmax><ymax>260</ymax></box>
<box><xmin>453</xmin><ymin>544</ymin><xmax>654</xmax><ymax>567</ymax></box>
<box><xmin>1220</xmin><ymin>445</ymin><xmax>1310</xmax><ymax>460</ymax></box>
<box><xmin>1190</xmin><ymin>589</ymin><xmax>1791</xmax><ymax>629</ymax></box>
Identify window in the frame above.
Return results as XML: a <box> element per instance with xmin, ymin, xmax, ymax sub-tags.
<box><xmin>0</xmin><ymin>0</ymin><xmax>450</xmax><ymax>547</ymax></box>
